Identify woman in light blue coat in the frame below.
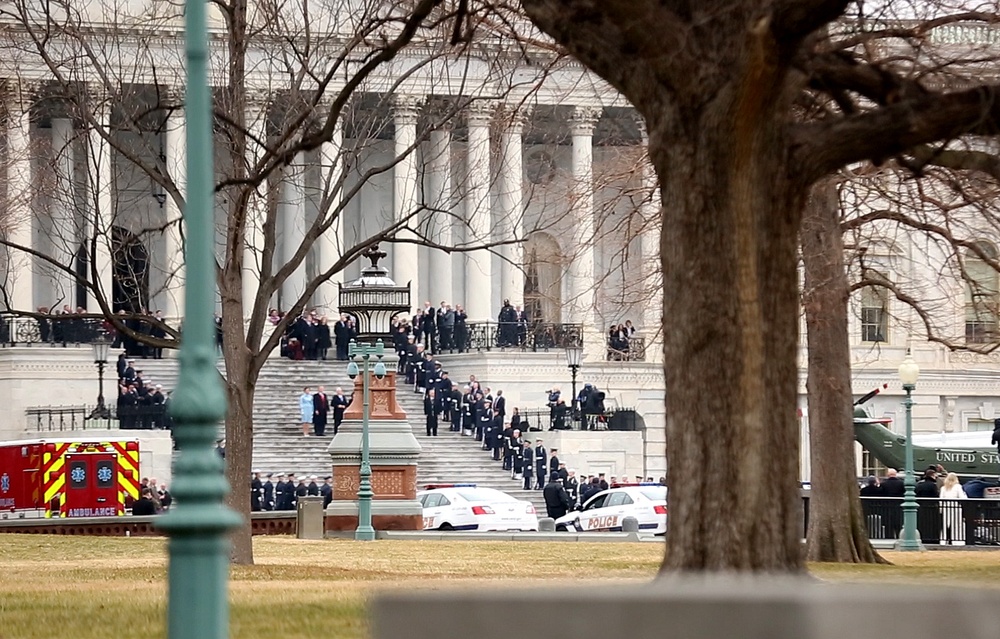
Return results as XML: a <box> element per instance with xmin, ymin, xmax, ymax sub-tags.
<box><xmin>299</xmin><ymin>387</ymin><xmax>313</xmax><ymax>436</ymax></box>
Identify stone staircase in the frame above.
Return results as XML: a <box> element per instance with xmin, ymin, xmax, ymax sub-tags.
<box><xmin>136</xmin><ymin>357</ymin><xmax>548</xmax><ymax>513</ymax></box>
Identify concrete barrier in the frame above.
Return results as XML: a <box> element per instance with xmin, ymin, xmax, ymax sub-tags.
<box><xmin>373</xmin><ymin>576</ymin><xmax>1000</xmax><ymax>639</ymax></box>
<box><xmin>538</xmin><ymin>517</ymin><xmax>555</xmax><ymax>532</ymax></box>
<box><xmin>621</xmin><ymin>516</ymin><xmax>639</xmax><ymax>533</ymax></box>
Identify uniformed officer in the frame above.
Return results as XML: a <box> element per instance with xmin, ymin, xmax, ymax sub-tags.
<box><xmin>501</xmin><ymin>423</ymin><xmax>515</xmax><ymax>470</ymax></box>
<box><xmin>521</xmin><ymin>444</ymin><xmax>534</xmax><ymax>491</ymax></box>
<box><xmin>510</xmin><ymin>429</ymin><xmax>523</xmax><ymax>479</ymax></box>
<box><xmin>284</xmin><ymin>474</ymin><xmax>298</xmax><ymax>510</ymax></box>
<box><xmin>307</xmin><ymin>475</ymin><xmax>320</xmax><ymax>496</ymax></box>
<box><xmin>274</xmin><ymin>473</ymin><xmax>287</xmax><ymax>510</ymax></box>
<box><xmin>250</xmin><ymin>470</ymin><xmax>263</xmax><ymax>512</ymax></box>
<box><xmin>320</xmin><ymin>476</ymin><xmax>333</xmax><ymax>508</ymax></box>
<box><xmin>262</xmin><ymin>473</ymin><xmax>275</xmax><ymax>511</ymax></box>
<box><xmin>533</xmin><ymin>440</ymin><xmax>547</xmax><ymax>490</ymax></box>
<box><xmin>478</xmin><ymin>401</ymin><xmax>493</xmax><ymax>447</ymax></box>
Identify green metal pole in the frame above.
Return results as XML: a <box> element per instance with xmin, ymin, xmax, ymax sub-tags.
<box><xmin>899</xmin><ymin>384</ymin><xmax>921</xmax><ymax>551</ymax></box>
<box><xmin>354</xmin><ymin>341</ymin><xmax>376</xmax><ymax>541</ymax></box>
<box><xmin>158</xmin><ymin>1</ymin><xmax>242</xmax><ymax>637</ymax></box>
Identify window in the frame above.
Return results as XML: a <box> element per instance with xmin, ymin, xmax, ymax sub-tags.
<box><xmin>438</xmin><ymin>496</ymin><xmax>451</xmax><ymax>507</ymax></box>
<box><xmin>584</xmin><ymin>494</ymin><xmax>608</xmax><ymax>510</ymax></box>
<box><xmin>965</xmin><ymin>241</ymin><xmax>999</xmax><ymax>344</ymax></box>
<box><xmin>860</xmin><ymin>273</ymin><xmax>889</xmax><ymax>343</ymax></box>
<box><xmin>606</xmin><ymin>492</ymin><xmax>633</xmax><ymax>507</ymax></box>
<box><xmin>423</xmin><ymin>494</ymin><xmax>442</xmax><ymax>508</ymax></box>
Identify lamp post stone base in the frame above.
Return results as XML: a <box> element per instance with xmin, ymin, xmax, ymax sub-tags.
<box><xmin>324</xmin><ymin>500</ymin><xmax>423</xmax><ymax>533</ymax></box>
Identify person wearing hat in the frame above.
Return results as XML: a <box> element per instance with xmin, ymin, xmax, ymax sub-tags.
<box><xmin>250</xmin><ymin>471</ymin><xmax>263</xmax><ymax>512</ymax></box>
<box><xmin>307</xmin><ymin>475</ymin><xmax>320</xmax><ymax>496</ymax></box>
<box><xmin>274</xmin><ymin>473</ymin><xmax>288</xmax><ymax>510</ymax></box>
<box><xmin>295</xmin><ymin>476</ymin><xmax>309</xmax><ymax>500</ymax></box>
<box><xmin>521</xmin><ymin>440</ymin><xmax>534</xmax><ymax>490</ymax></box>
<box><xmin>533</xmin><ymin>439</ymin><xmax>547</xmax><ymax>490</ymax></box>
<box><xmin>543</xmin><ymin>470</ymin><xmax>571</xmax><ymax>520</ymax></box>
<box><xmin>262</xmin><ymin>473</ymin><xmax>275</xmax><ymax>511</ymax></box>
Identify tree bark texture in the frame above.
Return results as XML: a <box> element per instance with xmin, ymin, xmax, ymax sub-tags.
<box><xmin>801</xmin><ymin>181</ymin><xmax>884</xmax><ymax>564</ymax></box>
<box><xmin>520</xmin><ymin>1</ymin><xmax>809</xmax><ymax>571</ymax></box>
<box><xmin>222</xmin><ymin>320</ymin><xmax>256</xmax><ymax>566</ymax></box>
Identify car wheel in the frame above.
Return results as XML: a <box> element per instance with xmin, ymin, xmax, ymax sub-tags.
<box><xmin>555</xmin><ymin>524</ymin><xmax>567</xmax><ymax>532</ymax></box>
<box><xmin>438</xmin><ymin>523</ymin><xmax>454</xmax><ymax>531</ymax></box>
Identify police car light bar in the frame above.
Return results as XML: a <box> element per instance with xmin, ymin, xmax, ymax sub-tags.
<box><xmin>424</xmin><ymin>483</ymin><xmax>477</xmax><ymax>489</ymax></box>
<box><xmin>610</xmin><ymin>482</ymin><xmax>663</xmax><ymax>488</ymax></box>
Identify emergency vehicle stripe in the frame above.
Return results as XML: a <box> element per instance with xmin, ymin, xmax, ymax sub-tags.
<box><xmin>42</xmin><ymin>444</ymin><xmax>72</xmax><ymax>517</ymax></box>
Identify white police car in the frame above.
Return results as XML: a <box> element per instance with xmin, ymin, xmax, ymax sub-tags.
<box><xmin>417</xmin><ymin>484</ymin><xmax>539</xmax><ymax>532</ymax></box>
<box><xmin>554</xmin><ymin>484</ymin><xmax>667</xmax><ymax>533</ymax></box>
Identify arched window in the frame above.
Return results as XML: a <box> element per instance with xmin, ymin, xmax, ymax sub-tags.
<box><xmin>965</xmin><ymin>241</ymin><xmax>999</xmax><ymax>344</ymax></box>
<box><xmin>523</xmin><ymin>232</ymin><xmax>562</xmax><ymax>324</ymax></box>
<box><xmin>860</xmin><ymin>271</ymin><xmax>889</xmax><ymax>343</ymax></box>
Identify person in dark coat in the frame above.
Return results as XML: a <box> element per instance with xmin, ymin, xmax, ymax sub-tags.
<box><xmin>316</xmin><ymin>317</ymin><xmax>332</xmax><ymax>360</ymax></box>
<box><xmin>454</xmin><ymin>304</ymin><xmax>468</xmax><ymax>352</ymax></box>
<box><xmin>331</xmin><ymin>387</ymin><xmax>349</xmax><ymax>435</ymax></box>
<box><xmin>993</xmin><ymin>418</ymin><xmax>1000</xmax><ymax>455</ymax></box>
<box><xmin>321</xmin><ymin>477</ymin><xmax>333</xmax><ymax>508</ymax></box>
<box><xmin>549</xmin><ymin>449</ymin><xmax>561</xmax><ymax>478</ymax></box>
<box><xmin>880</xmin><ymin>469</ymin><xmax>905</xmax><ymax>497</ymax></box>
<box><xmin>274</xmin><ymin>473</ymin><xmax>287</xmax><ymax>510</ymax></box>
<box><xmin>313</xmin><ymin>386</ymin><xmax>330</xmax><ymax>436</ymax></box>
<box><xmin>131</xmin><ymin>488</ymin><xmax>158</xmax><ymax>516</ymax></box>
<box><xmin>534</xmin><ymin>440</ymin><xmax>547</xmax><ymax>490</ymax></box>
<box><xmin>579</xmin><ymin>477</ymin><xmax>601</xmax><ymax>505</ymax></box>
<box><xmin>307</xmin><ymin>476</ymin><xmax>320</xmax><ymax>496</ymax></box>
<box><xmin>914</xmin><ymin>472</ymin><xmax>940</xmax><ymax>498</ymax></box>
<box><xmin>522</xmin><ymin>445</ymin><xmax>534</xmax><ymax>490</ymax></box>
<box><xmin>859</xmin><ymin>476</ymin><xmax>882</xmax><ymax>497</ymax></box>
<box><xmin>295</xmin><ymin>477</ymin><xmax>309</xmax><ymax>500</ymax></box>
<box><xmin>334</xmin><ymin>314</ymin><xmax>351</xmax><ymax>360</ymax></box>
<box><xmin>425</xmin><ymin>389</ymin><xmax>439</xmax><ymax>437</ymax></box>
<box><xmin>262</xmin><ymin>474</ymin><xmax>275</xmax><ymax>511</ymax></box>
<box><xmin>543</xmin><ymin>471</ymin><xmax>571</xmax><ymax>520</ymax></box>
<box><xmin>250</xmin><ymin>472</ymin><xmax>263</xmax><ymax>511</ymax></box>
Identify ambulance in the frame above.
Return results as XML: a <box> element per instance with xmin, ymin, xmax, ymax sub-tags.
<box><xmin>0</xmin><ymin>436</ymin><xmax>141</xmax><ymax>518</ymax></box>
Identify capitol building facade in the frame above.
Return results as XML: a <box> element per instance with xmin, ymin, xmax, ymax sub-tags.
<box><xmin>1</xmin><ymin>3</ymin><xmax>1000</xmax><ymax>479</ymax></box>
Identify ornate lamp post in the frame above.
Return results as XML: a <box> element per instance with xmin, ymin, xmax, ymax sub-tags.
<box><xmin>158</xmin><ymin>0</ymin><xmax>241</xmax><ymax>637</ymax></box>
<box><xmin>897</xmin><ymin>353</ymin><xmax>922</xmax><ymax>551</ymax></box>
<box><xmin>89</xmin><ymin>335</ymin><xmax>111</xmax><ymax>420</ymax></box>
<box><xmin>564</xmin><ymin>343</ymin><xmax>582</xmax><ymax>427</ymax></box>
<box><xmin>347</xmin><ymin>338</ymin><xmax>387</xmax><ymax>541</ymax></box>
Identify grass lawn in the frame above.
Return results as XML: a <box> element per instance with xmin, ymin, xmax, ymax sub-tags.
<box><xmin>1</xmin><ymin>534</ymin><xmax>999</xmax><ymax>639</ymax></box>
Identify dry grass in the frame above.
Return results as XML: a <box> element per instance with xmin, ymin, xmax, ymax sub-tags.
<box><xmin>1</xmin><ymin>535</ymin><xmax>999</xmax><ymax>639</ymax></box>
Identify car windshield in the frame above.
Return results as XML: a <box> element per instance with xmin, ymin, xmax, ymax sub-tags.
<box><xmin>456</xmin><ymin>488</ymin><xmax>516</xmax><ymax>503</ymax></box>
<box><xmin>639</xmin><ymin>487</ymin><xmax>667</xmax><ymax>502</ymax></box>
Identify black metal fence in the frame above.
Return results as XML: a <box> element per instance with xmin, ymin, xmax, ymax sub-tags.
<box><xmin>27</xmin><ymin>404</ymin><xmax>172</xmax><ymax>432</ymax></box>
<box><xmin>513</xmin><ymin>407</ymin><xmax>641</xmax><ymax>432</ymax></box>
<box><xmin>420</xmin><ymin>322</ymin><xmax>584</xmax><ymax>354</ymax></box>
<box><xmin>0</xmin><ymin>314</ymin><xmax>105</xmax><ymax>346</ymax></box>
<box><xmin>801</xmin><ymin>496</ymin><xmax>1000</xmax><ymax>545</ymax></box>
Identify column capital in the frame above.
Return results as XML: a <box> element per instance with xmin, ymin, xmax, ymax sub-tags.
<box><xmin>569</xmin><ymin>105</ymin><xmax>602</xmax><ymax>136</ymax></box>
<box><xmin>391</xmin><ymin>94</ymin><xmax>424</xmax><ymax>126</ymax></box>
<box><xmin>465</xmin><ymin>100</ymin><xmax>496</xmax><ymax>127</ymax></box>
<box><xmin>500</xmin><ymin>104</ymin><xmax>532</xmax><ymax>134</ymax></box>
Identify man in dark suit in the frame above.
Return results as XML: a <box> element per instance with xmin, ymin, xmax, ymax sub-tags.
<box><xmin>321</xmin><ymin>476</ymin><xmax>333</xmax><ymax>508</ymax></box>
<box><xmin>421</xmin><ymin>301</ymin><xmax>436</xmax><ymax>352</ymax></box>
<box><xmin>543</xmin><ymin>471</ymin><xmax>571</xmax><ymax>520</ymax></box>
<box><xmin>424</xmin><ymin>389</ymin><xmax>440</xmax><ymax>437</ymax></box>
<box><xmin>334</xmin><ymin>314</ymin><xmax>350</xmax><ymax>360</ymax></box>
<box><xmin>494</xmin><ymin>390</ymin><xmax>506</xmax><ymax>421</ymax></box>
<box><xmin>859</xmin><ymin>476</ymin><xmax>882</xmax><ymax>497</ymax></box>
<box><xmin>331</xmin><ymin>387</ymin><xmax>349</xmax><ymax>435</ymax></box>
<box><xmin>313</xmin><ymin>386</ymin><xmax>330</xmax><ymax>436</ymax></box>
<box><xmin>534</xmin><ymin>439</ymin><xmax>547</xmax><ymax>489</ymax></box>
<box><xmin>549</xmin><ymin>449</ymin><xmax>561</xmax><ymax>479</ymax></box>
<box><xmin>880</xmin><ymin>468</ymin><xmax>905</xmax><ymax>497</ymax></box>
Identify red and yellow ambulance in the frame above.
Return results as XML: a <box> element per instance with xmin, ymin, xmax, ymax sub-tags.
<box><xmin>0</xmin><ymin>437</ymin><xmax>141</xmax><ymax>518</ymax></box>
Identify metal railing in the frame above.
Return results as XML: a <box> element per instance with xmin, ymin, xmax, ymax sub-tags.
<box><xmin>606</xmin><ymin>336</ymin><xmax>646</xmax><ymax>362</ymax></box>
<box><xmin>27</xmin><ymin>404</ymin><xmax>172</xmax><ymax>432</ymax></box>
<box><xmin>406</xmin><ymin>321</ymin><xmax>584</xmax><ymax>354</ymax></box>
<box><xmin>513</xmin><ymin>406</ymin><xmax>641</xmax><ymax>432</ymax></box>
<box><xmin>800</xmin><ymin>496</ymin><xmax>1000</xmax><ymax>545</ymax></box>
<box><xmin>0</xmin><ymin>314</ymin><xmax>106</xmax><ymax>346</ymax></box>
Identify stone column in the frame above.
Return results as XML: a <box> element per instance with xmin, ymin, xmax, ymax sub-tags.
<box><xmin>281</xmin><ymin>151</ymin><xmax>308</xmax><ymax>309</ymax></box>
<box><xmin>87</xmin><ymin>92</ymin><xmax>114</xmax><ymax>312</ymax></box>
<box><xmin>464</xmin><ymin>100</ymin><xmax>494</xmax><ymax>321</ymax></box>
<box><xmin>568</xmin><ymin>106</ymin><xmax>601</xmax><ymax>338</ymax></box>
<box><xmin>498</xmin><ymin>107</ymin><xmax>528</xmax><ymax>307</ymax></box>
<box><xmin>427</xmin><ymin>123</ymin><xmax>453</xmax><ymax>304</ymax></box>
<box><xmin>163</xmin><ymin>88</ymin><xmax>186</xmax><ymax>323</ymax></box>
<box><xmin>50</xmin><ymin>117</ymin><xmax>77</xmax><ymax>306</ymax></box>
<box><xmin>242</xmin><ymin>96</ymin><xmax>268</xmax><ymax>318</ymax></box>
<box><xmin>4</xmin><ymin>82</ymin><xmax>35</xmax><ymax>312</ymax></box>
<box><xmin>636</xmin><ymin>118</ymin><xmax>662</xmax><ymax>341</ymax></box>
<box><xmin>317</xmin><ymin>117</ymin><xmax>344</xmax><ymax>315</ymax></box>
<box><xmin>392</xmin><ymin>95</ymin><xmax>423</xmax><ymax>305</ymax></box>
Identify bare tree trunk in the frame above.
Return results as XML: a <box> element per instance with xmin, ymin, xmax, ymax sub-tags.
<box><xmin>801</xmin><ymin>180</ymin><xmax>885</xmax><ymax>564</ymax></box>
<box><xmin>655</xmin><ymin>86</ymin><xmax>806</xmax><ymax>573</ymax></box>
<box><xmin>221</xmin><ymin>299</ymin><xmax>255</xmax><ymax>565</ymax></box>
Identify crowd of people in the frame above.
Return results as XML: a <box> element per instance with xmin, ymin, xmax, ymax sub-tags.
<box><xmin>272</xmin><ymin>309</ymin><xmax>358</xmax><ymax>361</ymax></box>
<box><xmin>543</xmin><ymin>384</ymin><xmax>608</xmax><ymax>430</ymax></box>
<box><xmin>115</xmin><ymin>351</ymin><xmax>171</xmax><ymax>429</ymax></box>
<box><xmin>129</xmin><ymin>477</ymin><xmax>173</xmax><ymax>515</ymax></box>
<box><xmin>298</xmin><ymin>386</ymin><xmax>350</xmax><ymax>436</ymax></box>
<box><xmin>250</xmin><ymin>472</ymin><xmax>333</xmax><ymax>511</ymax></box>
<box><xmin>606</xmin><ymin>320</ymin><xmax>637</xmax><ymax>360</ymax></box>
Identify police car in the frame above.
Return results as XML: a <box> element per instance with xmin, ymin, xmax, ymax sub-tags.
<box><xmin>417</xmin><ymin>484</ymin><xmax>539</xmax><ymax>532</ymax></box>
<box><xmin>554</xmin><ymin>484</ymin><xmax>667</xmax><ymax>533</ymax></box>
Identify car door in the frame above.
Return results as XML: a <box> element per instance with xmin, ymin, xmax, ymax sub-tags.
<box><xmin>422</xmin><ymin>493</ymin><xmax>442</xmax><ymax>529</ymax></box>
<box><xmin>577</xmin><ymin>492</ymin><xmax>610</xmax><ymax>531</ymax></box>
<box><xmin>64</xmin><ymin>453</ymin><xmax>118</xmax><ymax>517</ymax></box>
<box><xmin>602</xmin><ymin>491</ymin><xmax>634</xmax><ymax>530</ymax></box>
